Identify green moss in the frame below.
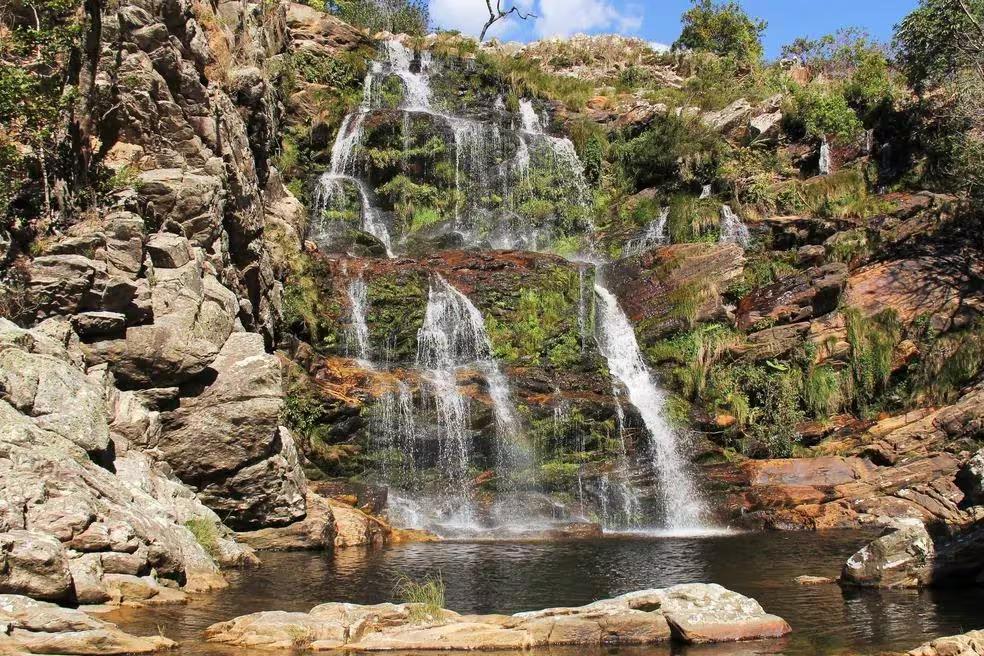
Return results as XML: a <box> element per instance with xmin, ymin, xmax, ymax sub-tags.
<box><xmin>366</xmin><ymin>272</ymin><xmax>427</xmax><ymax>362</ymax></box>
<box><xmin>539</xmin><ymin>461</ymin><xmax>581</xmax><ymax>491</ymax></box>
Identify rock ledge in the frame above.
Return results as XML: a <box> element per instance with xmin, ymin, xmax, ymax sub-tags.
<box><xmin>204</xmin><ymin>584</ymin><xmax>790</xmax><ymax>651</ymax></box>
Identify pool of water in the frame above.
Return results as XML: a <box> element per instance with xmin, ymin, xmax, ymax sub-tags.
<box><xmin>109</xmin><ymin>531</ymin><xmax>984</xmax><ymax>656</ymax></box>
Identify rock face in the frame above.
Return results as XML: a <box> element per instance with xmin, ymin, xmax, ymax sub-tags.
<box><xmin>158</xmin><ymin>333</ymin><xmax>306</xmax><ymax>530</ymax></box>
<box><xmin>736</xmin><ymin>263</ymin><xmax>847</xmax><ymax>331</ymax></box>
<box><xmin>204</xmin><ymin>584</ymin><xmax>790</xmax><ymax>651</ymax></box>
<box><xmin>607</xmin><ymin>244</ymin><xmax>745</xmax><ymax>341</ymax></box>
<box><xmin>840</xmin><ymin>520</ymin><xmax>934</xmax><ymax>588</ymax></box>
<box><xmin>0</xmin><ymin>320</ymin><xmax>255</xmax><ymax>606</ymax></box>
<box><xmin>957</xmin><ymin>449</ymin><xmax>984</xmax><ymax>507</ymax></box>
<box><xmin>0</xmin><ymin>594</ymin><xmax>174</xmax><ymax>654</ymax></box>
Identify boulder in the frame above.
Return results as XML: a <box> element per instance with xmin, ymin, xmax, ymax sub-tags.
<box><xmin>159</xmin><ymin>333</ymin><xmax>306</xmax><ymax>529</ymax></box>
<box><xmin>236</xmin><ymin>491</ymin><xmax>336</xmax><ymax>551</ymax></box>
<box><xmin>71</xmin><ymin>311</ymin><xmax>127</xmax><ymax>338</ymax></box>
<box><xmin>0</xmin><ymin>594</ymin><xmax>174</xmax><ymax>654</ymax></box>
<box><xmin>0</xmin><ymin>347</ymin><xmax>111</xmax><ymax>455</ymax></box>
<box><xmin>909</xmin><ymin>631</ymin><xmax>984</xmax><ymax>656</ymax></box>
<box><xmin>658</xmin><ymin>584</ymin><xmax>791</xmax><ymax>643</ymax></box>
<box><xmin>736</xmin><ymin>263</ymin><xmax>847</xmax><ymax>331</ymax></box>
<box><xmin>0</xmin><ymin>531</ymin><xmax>73</xmax><ymax>602</ymax></box>
<box><xmin>703</xmin><ymin>99</ymin><xmax>753</xmax><ymax>133</ymax></box>
<box><xmin>840</xmin><ymin>519</ymin><xmax>934</xmax><ymax>588</ymax></box>
<box><xmin>205</xmin><ymin>585</ymin><xmax>790</xmax><ymax>650</ymax></box>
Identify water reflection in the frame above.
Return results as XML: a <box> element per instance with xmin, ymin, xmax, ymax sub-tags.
<box><xmin>109</xmin><ymin>531</ymin><xmax>984</xmax><ymax>656</ymax></box>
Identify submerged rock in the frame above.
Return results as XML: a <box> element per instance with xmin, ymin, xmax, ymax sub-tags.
<box><xmin>204</xmin><ymin>584</ymin><xmax>790</xmax><ymax>650</ymax></box>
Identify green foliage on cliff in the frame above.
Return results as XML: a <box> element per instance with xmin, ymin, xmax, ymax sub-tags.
<box><xmin>366</xmin><ymin>272</ymin><xmax>427</xmax><ymax>361</ymax></box>
<box><xmin>324</xmin><ymin>0</ymin><xmax>429</xmax><ymax>36</ymax></box>
<box><xmin>616</xmin><ymin>114</ymin><xmax>725</xmax><ymax>191</ymax></box>
<box><xmin>184</xmin><ymin>518</ymin><xmax>220</xmax><ymax>557</ymax></box>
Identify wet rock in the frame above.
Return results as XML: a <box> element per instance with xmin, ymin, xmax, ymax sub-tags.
<box><xmin>909</xmin><ymin>630</ymin><xmax>984</xmax><ymax>656</ymax></box>
<box><xmin>607</xmin><ymin>244</ymin><xmax>745</xmax><ymax>341</ymax></box>
<box><xmin>204</xmin><ymin>585</ymin><xmax>789</xmax><ymax>650</ymax></box>
<box><xmin>794</xmin><ymin>575</ymin><xmax>836</xmax><ymax>585</ymax></box>
<box><xmin>736</xmin><ymin>263</ymin><xmax>847</xmax><ymax>331</ymax></box>
<box><xmin>159</xmin><ymin>333</ymin><xmax>306</xmax><ymax>529</ymax></box>
<box><xmin>0</xmin><ymin>531</ymin><xmax>73</xmax><ymax>602</ymax></box>
<box><xmin>840</xmin><ymin>519</ymin><xmax>934</xmax><ymax>588</ymax></box>
<box><xmin>0</xmin><ymin>593</ymin><xmax>174</xmax><ymax>653</ymax></box>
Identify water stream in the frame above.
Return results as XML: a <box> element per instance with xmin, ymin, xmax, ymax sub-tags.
<box><xmin>594</xmin><ymin>283</ymin><xmax>712</xmax><ymax>534</ymax></box>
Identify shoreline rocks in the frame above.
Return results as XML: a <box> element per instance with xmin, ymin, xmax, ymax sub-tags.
<box><xmin>204</xmin><ymin>584</ymin><xmax>791</xmax><ymax>651</ymax></box>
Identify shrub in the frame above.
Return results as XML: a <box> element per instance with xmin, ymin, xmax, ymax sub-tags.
<box><xmin>802</xmin><ymin>365</ymin><xmax>843</xmax><ymax>419</ymax></box>
<box><xmin>326</xmin><ymin>0</ymin><xmax>429</xmax><ymax>36</ymax></box>
<box><xmin>616</xmin><ymin>114</ymin><xmax>725</xmax><ymax>192</ymax></box>
<box><xmin>784</xmin><ymin>85</ymin><xmax>863</xmax><ymax>142</ymax></box>
<box><xmin>845</xmin><ymin>308</ymin><xmax>901</xmax><ymax>411</ymax></box>
<box><xmin>395</xmin><ymin>573</ymin><xmax>445</xmax><ymax>622</ymax></box>
<box><xmin>184</xmin><ymin>518</ymin><xmax>220</xmax><ymax>557</ymax></box>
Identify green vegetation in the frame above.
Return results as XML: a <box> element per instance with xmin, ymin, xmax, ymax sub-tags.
<box><xmin>674</xmin><ymin>0</ymin><xmax>767</xmax><ymax>64</ymax></box>
<box><xmin>395</xmin><ymin>573</ymin><xmax>445</xmax><ymax>622</ymax></box>
<box><xmin>184</xmin><ymin>518</ymin><xmax>220</xmax><ymax>557</ymax></box>
<box><xmin>322</xmin><ymin>0</ymin><xmax>429</xmax><ymax>35</ymax></box>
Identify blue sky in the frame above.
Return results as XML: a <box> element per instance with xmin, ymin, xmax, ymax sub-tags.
<box><xmin>429</xmin><ymin>0</ymin><xmax>920</xmax><ymax>58</ymax></box>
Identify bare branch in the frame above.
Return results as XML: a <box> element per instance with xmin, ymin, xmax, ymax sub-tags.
<box><xmin>479</xmin><ymin>0</ymin><xmax>536</xmax><ymax>42</ymax></box>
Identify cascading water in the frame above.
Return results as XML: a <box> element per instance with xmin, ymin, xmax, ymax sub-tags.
<box><xmin>819</xmin><ymin>136</ymin><xmax>832</xmax><ymax>176</ymax></box>
<box><xmin>719</xmin><ymin>205</ymin><xmax>751</xmax><ymax>248</ymax></box>
<box><xmin>346</xmin><ymin>275</ymin><xmax>372</xmax><ymax>365</ymax></box>
<box><xmin>593</xmin><ymin>283</ymin><xmax>711</xmax><ymax>533</ymax></box>
<box><xmin>626</xmin><ymin>207</ymin><xmax>669</xmax><ymax>255</ymax></box>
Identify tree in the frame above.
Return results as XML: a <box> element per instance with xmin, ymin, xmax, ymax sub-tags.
<box><xmin>479</xmin><ymin>1</ymin><xmax>535</xmax><ymax>42</ymax></box>
<box><xmin>673</xmin><ymin>0</ymin><xmax>767</xmax><ymax>65</ymax></box>
<box><xmin>894</xmin><ymin>0</ymin><xmax>984</xmax><ymax>202</ymax></box>
<box><xmin>894</xmin><ymin>0</ymin><xmax>984</xmax><ymax>92</ymax></box>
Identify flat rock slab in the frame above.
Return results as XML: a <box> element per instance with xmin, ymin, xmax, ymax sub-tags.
<box><xmin>205</xmin><ymin>584</ymin><xmax>790</xmax><ymax>651</ymax></box>
<box><xmin>0</xmin><ymin>594</ymin><xmax>174</xmax><ymax>654</ymax></box>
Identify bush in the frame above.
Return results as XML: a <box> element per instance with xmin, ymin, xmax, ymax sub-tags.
<box><xmin>395</xmin><ymin>573</ymin><xmax>445</xmax><ymax>622</ymax></box>
<box><xmin>616</xmin><ymin>113</ymin><xmax>725</xmax><ymax>192</ymax></box>
<box><xmin>184</xmin><ymin>518</ymin><xmax>220</xmax><ymax>557</ymax></box>
<box><xmin>784</xmin><ymin>85</ymin><xmax>863</xmax><ymax>142</ymax></box>
<box><xmin>673</xmin><ymin>0</ymin><xmax>767</xmax><ymax>64</ymax></box>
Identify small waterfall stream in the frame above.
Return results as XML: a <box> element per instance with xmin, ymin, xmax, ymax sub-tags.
<box><xmin>594</xmin><ymin>283</ymin><xmax>711</xmax><ymax>533</ymax></box>
<box><xmin>719</xmin><ymin>205</ymin><xmax>751</xmax><ymax>248</ymax></box>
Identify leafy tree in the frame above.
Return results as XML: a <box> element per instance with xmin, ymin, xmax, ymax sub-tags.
<box><xmin>894</xmin><ymin>0</ymin><xmax>984</xmax><ymax>202</ymax></box>
<box><xmin>673</xmin><ymin>0</ymin><xmax>767</xmax><ymax>65</ymax></box>
<box><xmin>894</xmin><ymin>0</ymin><xmax>984</xmax><ymax>92</ymax></box>
<box><xmin>784</xmin><ymin>85</ymin><xmax>863</xmax><ymax>142</ymax></box>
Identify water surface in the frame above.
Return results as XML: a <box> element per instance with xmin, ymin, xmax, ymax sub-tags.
<box><xmin>110</xmin><ymin>531</ymin><xmax>984</xmax><ymax>656</ymax></box>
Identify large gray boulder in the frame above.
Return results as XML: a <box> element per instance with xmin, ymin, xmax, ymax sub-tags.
<box><xmin>159</xmin><ymin>332</ymin><xmax>306</xmax><ymax>529</ymax></box>
<box><xmin>840</xmin><ymin>519</ymin><xmax>934</xmax><ymax>588</ymax></box>
<box><xmin>0</xmin><ymin>531</ymin><xmax>73</xmax><ymax>602</ymax></box>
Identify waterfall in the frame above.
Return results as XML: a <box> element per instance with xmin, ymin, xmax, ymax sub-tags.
<box><xmin>819</xmin><ymin>136</ymin><xmax>832</xmax><ymax>176</ymax></box>
<box><xmin>718</xmin><ymin>205</ymin><xmax>750</xmax><ymax>248</ymax></box>
<box><xmin>371</xmin><ymin>380</ymin><xmax>418</xmax><ymax>484</ymax></box>
<box><xmin>593</xmin><ymin>283</ymin><xmax>710</xmax><ymax>533</ymax></box>
<box><xmin>312</xmin><ymin>59</ymin><xmax>396</xmax><ymax>256</ymax></box>
<box><xmin>414</xmin><ymin>276</ymin><xmax>529</xmax><ymax>528</ymax></box>
<box><xmin>346</xmin><ymin>275</ymin><xmax>372</xmax><ymax>364</ymax></box>
<box><xmin>700</xmin><ymin>184</ymin><xmax>712</xmax><ymax>199</ymax></box>
<box><xmin>626</xmin><ymin>207</ymin><xmax>669</xmax><ymax>254</ymax></box>
<box><xmin>386</xmin><ymin>40</ymin><xmax>432</xmax><ymax>110</ymax></box>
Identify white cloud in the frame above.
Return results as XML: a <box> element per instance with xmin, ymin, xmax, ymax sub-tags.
<box><xmin>649</xmin><ymin>41</ymin><xmax>670</xmax><ymax>53</ymax></box>
<box><xmin>429</xmin><ymin>0</ymin><xmax>532</xmax><ymax>40</ymax></box>
<box><xmin>534</xmin><ymin>0</ymin><xmax>642</xmax><ymax>38</ymax></box>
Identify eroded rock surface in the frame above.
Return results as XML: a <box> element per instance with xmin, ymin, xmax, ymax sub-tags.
<box><xmin>204</xmin><ymin>584</ymin><xmax>790</xmax><ymax>651</ymax></box>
